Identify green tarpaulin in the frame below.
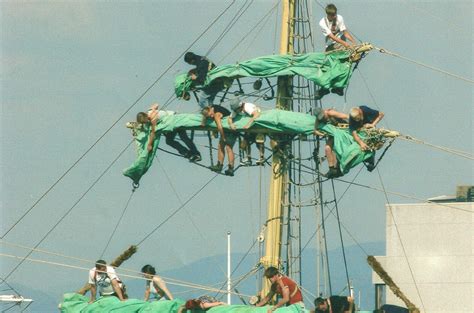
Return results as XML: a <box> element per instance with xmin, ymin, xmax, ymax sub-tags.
<box><xmin>59</xmin><ymin>293</ymin><xmax>309</xmax><ymax>313</ymax></box>
<box><xmin>123</xmin><ymin>110</ymin><xmax>374</xmax><ymax>184</ymax></box>
<box><xmin>175</xmin><ymin>51</ymin><xmax>353</xmax><ymax>97</ymax></box>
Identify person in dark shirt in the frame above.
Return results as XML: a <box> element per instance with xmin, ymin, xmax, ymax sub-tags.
<box><xmin>184</xmin><ymin>52</ymin><xmax>224</xmax><ymax>108</ymax></box>
<box><xmin>314</xmin><ymin>296</ymin><xmax>354</xmax><ymax>313</ymax></box>
<box><xmin>201</xmin><ymin>105</ymin><xmax>236</xmax><ymax>176</ymax></box>
<box><xmin>348</xmin><ymin>105</ymin><xmax>384</xmax><ymax>151</ymax></box>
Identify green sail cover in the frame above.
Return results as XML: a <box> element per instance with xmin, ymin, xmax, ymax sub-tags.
<box><xmin>123</xmin><ymin>124</ymin><xmax>161</xmax><ymax>185</ymax></box>
<box><xmin>321</xmin><ymin>124</ymin><xmax>375</xmax><ymax>174</ymax></box>
<box><xmin>59</xmin><ymin>293</ymin><xmax>184</xmax><ymax>312</ymax></box>
<box><xmin>175</xmin><ymin>51</ymin><xmax>353</xmax><ymax>97</ymax></box>
<box><xmin>123</xmin><ymin>110</ymin><xmax>374</xmax><ymax>184</ymax></box>
<box><xmin>59</xmin><ymin>294</ymin><xmax>308</xmax><ymax>313</ymax></box>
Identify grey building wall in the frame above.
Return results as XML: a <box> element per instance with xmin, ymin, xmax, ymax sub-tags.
<box><xmin>372</xmin><ymin>202</ymin><xmax>473</xmax><ymax>313</ymax></box>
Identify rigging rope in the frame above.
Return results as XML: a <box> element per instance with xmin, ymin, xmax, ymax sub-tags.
<box><xmin>335</xmin><ymin>177</ymin><xmax>474</xmax><ymax>214</ymax></box>
<box><xmin>331</xmin><ymin>179</ymin><xmax>351</xmax><ymax>295</ymax></box>
<box><xmin>1</xmin><ymin>0</ymin><xmax>237</xmax><ymax>240</ymax></box>
<box><xmin>375</xmin><ymin>168</ymin><xmax>427</xmax><ymax>312</ymax></box>
<box><xmin>206</xmin><ymin>0</ymin><xmax>253</xmax><ymax>57</ymax></box>
<box><xmin>316</xmin><ymin>150</ymin><xmax>332</xmax><ymax>295</ymax></box>
<box><xmin>237</xmin><ymin>2</ymin><xmax>279</xmax><ymax>61</ymax></box>
<box><xmin>397</xmin><ymin>134</ymin><xmax>474</xmax><ymax>160</ymax></box>
<box><xmin>1</xmin><ymin>140</ymin><xmax>134</xmax><ymax>283</ymax></box>
<box><xmin>0</xmin><ymin>239</ymin><xmax>236</xmax><ymax>296</ymax></box>
<box><xmin>0</xmin><ymin>253</ymin><xmax>253</xmax><ymax>298</ymax></box>
<box><xmin>100</xmin><ymin>190</ymin><xmax>135</xmax><ymax>259</ymax></box>
<box><xmin>299</xmin><ymin>284</ymin><xmax>317</xmax><ymax>300</ymax></box>
<box><xmin>375</xmin><ymin>46</ymin><xmax>474</xmax><ymax>84</ymax></box>
<box><xmin>368</xmin><ymin>138</ymin><xmax>395</xmax><ymax>171</ymax></box>
<box><xmin>136</xmin><ymin>174</ymin><xmax>219</xmax><ymax>246</ymax></box>
<box><xmin>0</xmin><ymin>277</ymin><xmax>20</xmax><ymax>297</ymax></box>
<box><xmin>156</xmin><ymin>159</ymin><xmax>229</xmax><ymax>280</ymax></box>
<box><xmin>215</xmin><ymin>260</ymin><xmax>261</xmax><ymax>300</ymax></box>
<box><xmin>356</xmin><ymin>68</ymin><xmax>390</xmax><ymax>129</ymax></box>
<box><xmin>290</xmin><ymin>166</ymin><xmax>367</xmax><ymax>271</ymax></box>
<box><xmin>400</xmin><ymin>1</ymin><xmax>463</xmax><ymax>32</ymax></box>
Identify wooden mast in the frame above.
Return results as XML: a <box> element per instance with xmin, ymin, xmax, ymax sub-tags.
<box><xmin>260</xmin><ymin>0</ymin><xmax>295</xmax><ymax>297</ymax></box>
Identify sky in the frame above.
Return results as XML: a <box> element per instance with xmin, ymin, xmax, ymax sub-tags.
<box><xmin>1</xmin><ymin>0</ymin><xmax>473</xmax><ymax>312</ymax></box>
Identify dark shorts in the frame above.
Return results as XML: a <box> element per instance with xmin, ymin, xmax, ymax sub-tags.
<box><xmin>223</xmin><ymin>132</ymin><xmax>237</xmax><ymax>147</ymax></box>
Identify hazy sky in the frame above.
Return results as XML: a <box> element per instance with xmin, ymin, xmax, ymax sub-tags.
<box><xmin>1</xmin><ymin>0</ymin><xmax>472</xmax><ymax>311</ymax></box>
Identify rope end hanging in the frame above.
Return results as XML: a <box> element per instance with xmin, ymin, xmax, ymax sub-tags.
<box><xmin>132</xmin><ymin>182</ymin><xmax>139</xmax><ymax>191</ymax></box>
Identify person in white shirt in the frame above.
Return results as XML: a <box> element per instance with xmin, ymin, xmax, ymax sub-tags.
<box><xmin>136</xmin><ymin>103</ymin><xmax>201</xmax><ymax>161</ymax></box>
<box><xmin>316</xmin><ymin>4</ymin><xmax>357</xmax><ymax>100</ymax></box>
<box><xmin>228</xmin><ymin>98</ymin><xmax>265</xmax><ymax>166</ymax></box>
<box><xmin>88</xmin><ymin>260</ymin><xmax>125</xmax><ymax>303</ymax></box>
<box><xmin>319</xmin><ymin>4</ymin><xmax>356</xmax><ymax>52</ymax></box>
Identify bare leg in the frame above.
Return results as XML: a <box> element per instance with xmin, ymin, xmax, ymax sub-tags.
<box><xmin>257</xmin><ymin>143</ymin><xmax>264</xmax><ymax>158</ymax></box>
<box><xmin>325</xmin><ymin>137</ymin><xmax>336</xmax><ymax>167</ymax></box>
<box><xmin>226</xmin><ymin>144</ymin><xmax>234</xmax><ymax>168</ymax></box>
<box><xmin>217</xmin><ymin>140</ymin><xmax>225</xmax><ymax>165</ymax></box>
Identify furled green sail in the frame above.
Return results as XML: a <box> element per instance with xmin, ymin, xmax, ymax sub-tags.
<box><xmin>59</xmin><ymin>293</ymin><xmax>308</xmax><ymax>313</ymax></box>
<box><xmin>123</xmin><ymin>110</ymin><xmax>375</xmax><ymax>184</ymax></box>
<box><xmin>175</xmin><ymin>51</ymin><xmax>353</xmax><ymax>98</ymax></box>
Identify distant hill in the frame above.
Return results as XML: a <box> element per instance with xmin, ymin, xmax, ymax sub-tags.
<box><xmin>8</xmin><ymin>241</ymin><xmax>383</xmax><ymax>312</ymax></box>
<box><xmin>133</xmin><ymin>241</ymin><xmax>385</xmax><ymax>310</ymax></box>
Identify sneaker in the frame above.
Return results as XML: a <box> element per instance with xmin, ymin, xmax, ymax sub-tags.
<box><xmin>210</xmin><ymin>163</ymin><xmax>223</xmax><ymax>172</ymax></box>
<box><xmin>240</xmin><ymin>158</ymin><xmax>252</xmax><ymax>166</ymax></box>
<box><xmin>366</xmin><ymin>164</ymin><xmax>375</xmax><ymax>172</ymax></box>
<box><xmin>224</xmin><ymin>167</ymin><xmax>234</xmax><ymax>176</ymax></box>
<box><xmin>315</xmin><ymin>88</ymin><xmax>330</xmax><ymax>100</ymax></box>
<box><xmin>190</xmin><ymin>154</ymin><xmax>202</xmax><ymax>162</ymax></box>
<box><xmin>330</xmin><ymin>87</ymin><xmax>344</xmax><ymax>96</ymax></box>
<box><xmin>256</xmin><ymin>157</ymin><xmax>265</xmax><ymax>166</ymax></box>
<box><xmin>365</xmin><ymin>155</ymin><xmax>376</xmax><ymax>172</ymax></box>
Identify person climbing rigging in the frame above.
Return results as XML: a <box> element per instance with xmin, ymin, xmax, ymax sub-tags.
<box><xmin>184</xmin><ymin>52</ymin><xmax>225</xmax><ymax>108</ymax></box>
<box><xmin>349</xmin><ymin>105</ymin><xmax>384</xmax><ymax>172</ymax></box>
<box><xmin>88</xmin><ymin>260</ymin><xmax>126</xmax><ymax>303</ymax></box>
<box><xmin>315</xmin><ymin>4</ymin><xmax>357</xmax><ymax>100</ymax></box>
<box><xmin>256</xmin><ymin>266</ymin><xmax>304</xmax><ymax>312</ymax></box>
<box><xmin>227</xmin><ymin>98</ymin><xmax>265</xmax><ymax>166</ymax></box>
<box><xmin>313</xmin><ymin>107</ymin><xmax>349</xmax><ymax>178</ymax></box>
<box><xmin>349</xmin><ymin>105</ymin><xmax>384</xmax><ymax>151</ymax></box>
<box><xmin>141</xmin><ymin>264</ymin><xmax>174</xmax><ymax>301</ymax></box>
<box><xmin>136</xmin><ymin>103</ymin><xmax>201</xmax><ymax>162</ymax></box>
<box><xmin>201</xmin><ymin>105</ymin><xmax>236</xmax><ymax>176</ymax></box>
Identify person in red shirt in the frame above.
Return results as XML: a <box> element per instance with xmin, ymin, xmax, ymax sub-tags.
<box><xmin>256</xmin><ymin>267</ymin><xmax>304</xmax><ymax>312</ymax></box>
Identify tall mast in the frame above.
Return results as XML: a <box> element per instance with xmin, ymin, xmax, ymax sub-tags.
<box><xmin>260</xmin><ymin>0</ymin><xmax>295</xmax><ymax>297</ymax></box>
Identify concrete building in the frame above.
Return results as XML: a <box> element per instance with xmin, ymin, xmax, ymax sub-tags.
<box><xmin>372</xmin><ymin>186</ymin><xmax>474</xmax><ymax>313</ymax></box>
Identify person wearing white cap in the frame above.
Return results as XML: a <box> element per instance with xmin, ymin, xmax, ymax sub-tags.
<box><xmin>228</xmin><ymin>98</ymin><xmax>265</xmax><ymax>166</ymax></box>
